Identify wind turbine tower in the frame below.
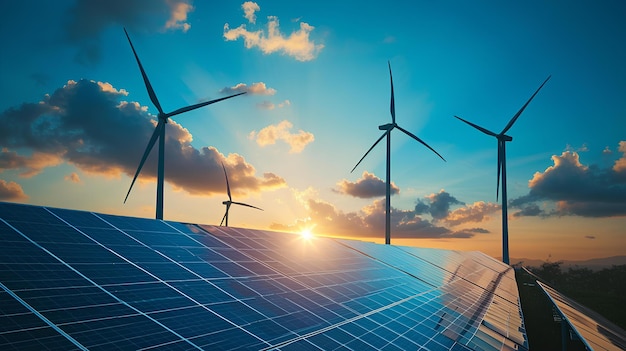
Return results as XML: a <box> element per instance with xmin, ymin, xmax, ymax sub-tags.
<box><xmin>455</xmin><ymin>75</ymin><xmax>551</xmax><ymax>264</ymax></box>
<box><xmin>352</xmin><ymin>62</ymin><xmax>445</xmax><ymax>245</ymax></box>
<box><xmin>122</xmin><ymin>28</ymin><xmax>246</xmax><ymax>220</ymax></box>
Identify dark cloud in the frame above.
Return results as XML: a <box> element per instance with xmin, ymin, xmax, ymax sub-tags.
<box><xmin>63</xmin><ymin>0</ymin><xmax>193</xmax><ymax>64</ymax></box>
<box><xmin>335</xmin><ymin>171</ymin><xmax>399</xmax><ymax>198</ymax></box>
<box><xmin>512</xmin><ymin>203</ymin><xmax>544</xmax><ymax>218</ymax></box>
<box><xmin>0</xmin><ymin>179</ymin><xmax>28</xmax><ymax>201</ymax></box>
<box><xmin>511</xmin><ymin>148</ymin><xmax>626</xmax><ymax>218</ymax></box>
<box><xmin>0</xmin><ymin>79</ymin><xmax>286</xmax><ymax>197</ymax></box>
<box><xmin>415</xmin><ymin>190</ymin><xmax>464</xmax><ymax>220</ymax></box>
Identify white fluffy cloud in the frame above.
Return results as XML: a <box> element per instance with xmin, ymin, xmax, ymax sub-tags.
<box><xmin>242</xmin><ymin>1</ymin><xmax>260</xmax><ymax>24</ymax></box>
<box><xmin>248</xmin><ymin>120</ymin><xmax>314</xmax><ymax>153</ymax></box>
<box><xmin>224</xmin><ymin>3</ymin><xmax>324</xmax><ymax>61</ymax></box>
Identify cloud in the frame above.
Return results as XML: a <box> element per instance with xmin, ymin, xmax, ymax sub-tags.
<box><xmin>224</xmin><ymin>4</ymin><xmax>324</xmax><ymax>61</ymax></box>
<box><xmin>65</xmin><ymin>172</ymin><xmax>81</xmax><ymax>183</ymax></box>
<box><xmin>220</xmin><ymin>82</ymin><xmax>276</xmax><ymax>96</ymax></box>
<box><xmin>585</xmin><ymin>235</ymin><xmax>596</xmax><ymax>240</ymax></box>
<box><xmin>0</xmin><ymin>149</ymin><xmax>64</xmax><ymax>178</ymax></box>
<box><xmin>0</xmin><ymin>179</ymin><xmax>28</xmax><ymax>201</ymax></box>
<box><xmin>64</xmin><ymin>0</ymin><xmax>193</xmax><ymax>64</ymax></box>
<box><xmin>443</xmin><ymin>201</ymin><xmax>500</xmax><ymax>226</ymax></box>
<box><xmin>242</xmin><ymin>1</ymin><xmax>260</xmax><ymax>24</ymax></box>
<box><xmin>256</xmin><ymin>100</ymin><xmax>290</xmax><ymax>110</ymax></box>
<box><xmin>335</xmin><ymin>171</ymin><xmax>399</xmax><ymax>198</ymax></box>
<box><xmin>511</xmin><ymin>147</ymin><xmax>626</xmax><ymax>217</ymax></box>
<box><xmin>248</xmin><ymin>120</ymin><xmax>314</xmax><ymax>153</ymax></box>
<box><xmin>414</xmin><ymin>190</ymin><xmax>465</xmax><ymax>220</ymax></box>
<box><xmin>0</xmin><ymin>79</ymin><xmax>286</xmax><ymax>197</ymax></box>
<box><xmin>272</xmin><ymin>191</ymin><xmax>490</xmax><ymax>240</ymax></box>
<box><xmin>613</xmin><ymin>141</ymin><xmax>626</xmax><ymax>174</ymax></box>
<box><xmin>165</xmin><ymin>0</ymin><xmax>193</xmax><ymax>32</ymax></box>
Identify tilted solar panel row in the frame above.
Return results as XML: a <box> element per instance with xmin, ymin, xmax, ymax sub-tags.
<box><xmin>537</xmin><ymin>281</ymin><xmax>626</xmax><ymax>351</ymax></box>
<box><xmin>0</xmin><ymin>202</ymin><xmax>528</xmax><ymax>350</ymax></box>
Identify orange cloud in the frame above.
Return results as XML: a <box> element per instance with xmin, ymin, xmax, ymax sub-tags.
<box><xmin>613</xmin><ymin>141</ymin><xmax>626</xmax><ymax>173</ymax></box>
<box><xmin>0</xmin><ymin>179</ymin><xmax>28</xmax><ymax>201</ymax></box>
<box><xmin>65</xmin><ymin>172</ymin><xmax>81</xmax><ymax>183</ymax></box>
<box><xmin>0</xmin><ymin>149</ymin><xmax>64</xmax><ymax>178</ymax></box>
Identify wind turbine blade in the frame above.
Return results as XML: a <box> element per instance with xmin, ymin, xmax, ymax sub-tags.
<box><xmin>167</xmin><ymin>92</ymin><xmax>247</xmax><ymax>118</ymax></box>
<box><xmin>232</xmin><ymin>202</ymin><xmax>264</xmax><ymax>211</ymax></box>
<box><xmin>388</xmin><ymin>61</ymin><xmax>396</xmax><ymax>124</ymax></box>
<box><xmin>124</xmin><ymin>121</ymin><xmax>164</xmax><ymax>203</ymax></box>
<box><xmin>350</xmin><ymin>131</ymin><xmax>388</xmax><ymax>173</ymax></box>
<box><xmin>123</xmin><ymin>28</ymin><xmax>164</xmax><ymax>116</ymax></box>
<box><xmin>501</xmin><ymin>75</ymin><xmax>551</xmax><ymax>134</ymax></box>
<box><xmin>396</xmin><ymin>125</ymin><xmax>446</xmax><ymax>161</ymax></box>
<box><xmin>496</xmin><ymin>140</ymin><xmax>503</xmax><ymax>201</ymax></box>
<box><xmin>454</xmin><ymin>116</ymin><xmax>498</xmax><ymax>137</ymax></box>
<box><xmin>221</xmin><ymin>163</ymin><xmax>232</xmax><ymax>201</ymax></box>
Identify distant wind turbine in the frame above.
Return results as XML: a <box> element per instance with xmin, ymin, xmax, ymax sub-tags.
<box><xmin>351</xmin><ymin>61</ymin><xmax>446</xmax><ymax>245</ymax></box>
<box><xmin>455</xmin><ymin>75</ymin><xmax>551</xmax><ymax>265</ymax></box>
<box><xmin>220</xmin><ymin>163</ymin><xmax>263</xmax><ymax>227</ymax></box>
<box><xmin>122</xmin><ymin>28</ymin><xmax>246</xmax><ymax>220</ymax></box>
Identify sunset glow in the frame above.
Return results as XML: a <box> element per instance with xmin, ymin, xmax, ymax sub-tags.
<box><xmin>0</xmin><ymin>1</ymin><xmax>624</xmax><ymax>262</ymax></box>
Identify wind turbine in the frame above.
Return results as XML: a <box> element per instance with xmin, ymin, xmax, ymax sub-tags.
<box><xmin>122</xmin><ymin>28</ymin><xmax>246</xmax><ymax>220</ymax></box>
<box><xmin>220</xmin><ymin>163</ymin><xmax>263</xmax><ymax>226</ymax></box>
<box><xmin>455</xmin><ymin>75</ymin><xmax>551</xmax><ymax>265</ymax></box>
<box><xmin>351</xmin><ymin>61</ymin><xmax>446</xmax><ymax>245</ymax></box>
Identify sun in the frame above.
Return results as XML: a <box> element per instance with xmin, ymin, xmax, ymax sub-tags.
<box><xmin>300</xmin><ymin>228</ymin><xmax>314</xmax><ymax>240</ymax></box>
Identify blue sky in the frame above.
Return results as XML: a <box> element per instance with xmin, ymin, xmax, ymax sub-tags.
<box><xmin>1</xmin><ymin>0</ymin><xmax>625</xmax><ymax>261</ymax></box>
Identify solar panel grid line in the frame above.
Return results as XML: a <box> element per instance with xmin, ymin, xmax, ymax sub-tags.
<box><xmin>0</xmin><ymin>215</ymin><xmax>201</xmax><ymax>351</ymax></box>
<box><xmin>0</xmin><ymin>281</ymin><xmax>88</xmax><ymax>351</ymax></box>
<box><xmin>261</xmin><ymin>288</ymin><xmax>438</xmax><ymax>350</ymax></box>
<box><xmin>95</xmin><ymin>213</ymin><xmax>280</xmax><ymax>346</ymax></box>
<box><xmin>48</xmin><ymin>213</ymin><xmax>268</xmax><ymax>348</ymax></box>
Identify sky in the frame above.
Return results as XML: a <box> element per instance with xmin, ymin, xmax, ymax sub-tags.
<box><xmin>1</xmin><ymin>0</ymin><xmax>625</xmax><ymax>262</ymax></box>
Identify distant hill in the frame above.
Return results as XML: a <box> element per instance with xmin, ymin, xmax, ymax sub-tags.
<box><xmin>511</xmin><ymin>255</ymin><xmax>626</xmax><ymax>270</ymax></box>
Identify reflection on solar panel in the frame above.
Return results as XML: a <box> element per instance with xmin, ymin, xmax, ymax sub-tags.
<box><xmin>537</xmin><ymin>281</ymin><xmax>626</xmax><ymax>351</ymax></box>
<box><xmin>0</xmin><ymin>202</ymin><xmax>528</xmax><ymax>350</ymax></box>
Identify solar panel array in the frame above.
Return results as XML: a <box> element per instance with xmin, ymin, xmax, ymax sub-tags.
<box><xmin>537</xmin><ymin>281</ymin><xmax>626</xmax><ymax>351</ymax></box>
<box><xmin>0</xmin><ymin>202</ymin><xmax>528</xmax><ymax>350</ymax></box>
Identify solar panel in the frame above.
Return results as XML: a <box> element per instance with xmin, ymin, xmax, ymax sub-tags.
<box><xmin>537</xmin><ymin>281</ymin><xmax>626</xmax><ymax>351</ymax></box>
<box><xmin>0</xmin><ymin>201</ymin><xmax>528</xmax><ymax>350</ymax></box>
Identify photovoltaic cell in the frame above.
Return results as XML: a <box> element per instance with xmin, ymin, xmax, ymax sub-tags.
<box><xmin>0</xmin><ymin>201</ymin><xmax>530</xmax><ymax>350</ymax></box>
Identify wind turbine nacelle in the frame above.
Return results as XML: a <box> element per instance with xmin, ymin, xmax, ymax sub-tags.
<box><xmin>378</xmin><ymin>123</ymin><xmax>395</xmax><ymax>130</ymax></box>
<box><xmin>503</xmin><ymin>135</ymin><xmax>513</xmax><ymax>141</ymax></box>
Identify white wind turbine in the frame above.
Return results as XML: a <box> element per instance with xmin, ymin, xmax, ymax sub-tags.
<box><xmin>351</xmin><ymin>61</ymin><xmax>446</xmax><ymax>245</ymax></box>
<box><xmin>220</xmin><ymin>163</ymin><xmax>263</xmax><ymax>227</ymax></box>
<box><xmin>122</xmin><ymin>28</ymin><xmax>246</xmax><ymax>220</ymax></box>
<box><xmin>455</xmin><ymin>75</ymin><xmax>551</xmax><ymax>265</ymax></box>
